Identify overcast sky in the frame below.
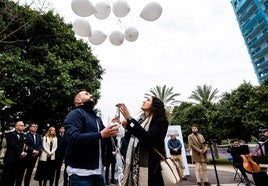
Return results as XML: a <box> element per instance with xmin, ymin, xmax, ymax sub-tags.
<box><xmin>41</xmin><ymin>0</ymin><xmax>259</xmax><ymax>123</ymax></box>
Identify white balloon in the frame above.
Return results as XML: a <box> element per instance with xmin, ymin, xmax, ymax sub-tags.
<box><xmin>140</xmin><ymin>2</ymin><xmax>162</xmax><ymax>21</ymax></box>
<box><xmin>94</xmin><ymin>2</ymin><xmax>111</xmax><ymax>20</ymax></box>
<box><xmin>88</xmin><ymin>30</ymin><xmax>107</xmax><ymax>45</ymax></box>
<box><xmin>109</xmin><ymin>31</ymin><xmax>124</xmax><ymax>46</ymax></box>
<box><xmin>71</xmin><ymin>0</ymin><xmax>95</xmax><ymax>17</ymax></box>
<box><xmin>124</xmin><ymin>27</ymin><xmax>139</xmax><ymax>42</ymax></box>
<box><xmin>73</xmin><ymin>18</ymin><xmax>91</xmax><ymax>37</ymax></box>
<box><xmin>112</xmin><ymin>0</ymin><xmax>130</xmax><ymax>17</ymax></box>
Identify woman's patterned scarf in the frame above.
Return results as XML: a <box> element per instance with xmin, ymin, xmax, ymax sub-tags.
<box><xmin>121</xmin><ymin>115</ymin><xmax>152</xmax><ymax>186</ymax></box>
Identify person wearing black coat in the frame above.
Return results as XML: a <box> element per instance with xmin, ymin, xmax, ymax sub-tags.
<box><xmin>104</xmin><ymin>136</ymin><xmax>118</xmax><ymax>185</ymax></box>
<box><xmin>54</xmin><ymin>126</ymin><xmax>68</xmax><ymax>186</ymax></box>
<box><xmin>258</xmin><ymin>129</ymin><xmax>268</xmax><ymax>155</ymax></box>
<box><xmin>16</xmin><ymin>123</ymin><xmax>42</xmax><ymax>186</ymax></box>
<box><xmin>0</xmin><ymin>121</ymin><xmax>28</xmax><ymax>186</ymax></box>
<box><xmin>227</xmin><ymin>139</ymin><xmax>251</xmax><ymax>186</ymax></box>
<box><xmin>118</xmin><ymin>96</ymin><xmax>169</xmax><ymax>186</ymax></box>
<box><xmin>119</xmin><ymin>131</ymin><xmax>130</xmax><ymax>163</ymax></box>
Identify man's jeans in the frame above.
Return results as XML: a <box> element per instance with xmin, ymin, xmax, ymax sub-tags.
<box><xmin>69</xmin><ymin>174</ymin><xmax>105</xmax><ymax>186</ymax></box>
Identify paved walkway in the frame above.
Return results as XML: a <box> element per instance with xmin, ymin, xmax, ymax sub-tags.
<box><xmin>180</xmin><ymin>164</ymin><xmax>253</xmax><ymax>186</ymax></box>
<box><xmin>29</xmin><ymin>163</ymin><xmax>256</xmax><ymax>186</ymax></box>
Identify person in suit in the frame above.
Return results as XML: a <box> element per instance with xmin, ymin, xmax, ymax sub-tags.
<box><xmin>258</xmin><ymin>129</ymin><xmax>268</xmax><ymax>155</ymax></box>
<box><xmin>118</xmin><ymin>96</ymin><xmax>169</xmax><ymax>186</ymax></box>
<box><xmin>188</xmin><ymin>125</ymin><xmax>210</xmax><ymax>186</ymax></box>
<box><xmin>104</xmin><ymin>136</ymin><xmax>118</xmax><ymax>185</ymax></box>
<box><xmin>119</xmin><ymin>129</ymin><xmax>130</xmax><ymax>164</ymax></box>
<box><xmin>16</xmin><ymin>122</ymin><xmax>42</xmax><ymax>186</ymax></box>
<box><xmin>34</xmin><ymin>126</ymin><xmax>58</xmax><ymax>186</ymax></box>
<box><xmin>0</xmin><ymin>121</ymin><xmax>28</xmax><ymax>186</ymax></box>
<box><xmin>54</xmin><ymin>125</ymin><xmax>68</xmax><ymax>186</ymax></box>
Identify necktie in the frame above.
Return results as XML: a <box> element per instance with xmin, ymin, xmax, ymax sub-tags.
<box><xmin>33</xmin><ymin>134</ymin><xmax>36</xmax><ymax>145</ymax></box>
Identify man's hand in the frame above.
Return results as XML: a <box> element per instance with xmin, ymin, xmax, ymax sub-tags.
<box><xmin>20</xmin><ymin>152</ymin><xmax>27</xmax><ymax>158</ymax></box>
<box><xmin>100</xmin><ymin>124</ymin><xmax>119</xmax><ymax>138</ymax></box>
<box><xmin>32</xmin><ymin>150</ymin><xmax>40</xmax><ymax>156</ymax></box>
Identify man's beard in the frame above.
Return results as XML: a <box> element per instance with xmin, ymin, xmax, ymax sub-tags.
<box><xmin>83</xmin><ymin>99</ymin><xmax>95</xmax><ymax>110</ymax></box>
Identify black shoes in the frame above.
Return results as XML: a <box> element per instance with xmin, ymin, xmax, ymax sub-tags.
<box><xmin>245</xmin><ymin>180</ymin><xmax>251</xmax><ymax>186</ymax></box>
<box><xmin>196</xmin><ymin>181</ymin><xmax>210</xmax><ymax>186</ymax></box>
<box><xmin>182</xmin><ymin>177</ymin><xmax>188</xmax><ymax>180</ymax></box>
<box><xmin>105</xmin><ymin>178</ymin><xmax>110</xmax><ymax>185</ymax></box>
<box><xmin>106</xmin><ymin>178</ymin><xmax>117</xmax><ymax>185</ymax></box>
<box><xmin>110</xmin><ymin>179</ymin><xmax>117</xmax><ymax>184</ymax></box>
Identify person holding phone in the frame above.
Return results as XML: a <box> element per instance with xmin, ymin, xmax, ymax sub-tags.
<box><xmin>117</xmin><ymin>96</ymin><xmax>169</xmax><ymax>186</ymax></box>
<box><xmin>64</xmin><ymin>89</ymin><xmax>119</xmax><ymax>186</ymax></box>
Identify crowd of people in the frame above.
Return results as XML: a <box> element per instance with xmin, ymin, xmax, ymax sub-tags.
<box><xmin>2</xmin><ymin>88</ymin><xmax>268</xmax><ymax>186</ymax></box>
<box><xmin>0</xmin><ymin>122</ymin><xmax>68</xmax><ymax>186</ymax></box>
<box><xmin>0</xmin><ymin>89</ymin><xmax>209</xmax><ymax>186</ymax></box>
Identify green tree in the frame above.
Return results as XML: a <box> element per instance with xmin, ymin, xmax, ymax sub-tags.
<box><xmin>170</xmin><ymin>102</ymin><xmax>219</xmax><ymax>142</ymax></box>
<box><xmin>214</xmin><ymin>82</ymin><xmax>256</xmax><ymax>142</ymax></box>
<box><xmin>245</xmin><ymin>78</ymin><xmax>268</xmax><ymax>133</ymax></box>
<box><xmin>171</xmin><ymin>81</ymin><xmax>268</xmax><ymax>144</ymax></box>
<box><xmin>0</xmin><ymin>0</ymin><xmax>104</xmax><ymax>129</ymax></box>
<box><xmin>189</xmin><ymin>84</ymin><xmax>219</xmax><ymax>104</ymax></box>
<box><xmin>145</xmin><ymin>85</ymin><xmax>180</xmax><ymax>117</ymax></box>
<box><xmin>0</xmin><ymin>89</ymin><xmax>14</xmax><ymax>109</ymax></box>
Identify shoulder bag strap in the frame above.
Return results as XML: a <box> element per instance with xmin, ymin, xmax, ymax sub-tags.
<box><xmin>153</xmin><ymin>147</ymin><xmax>166</xmax><ymax>160</ymax></box>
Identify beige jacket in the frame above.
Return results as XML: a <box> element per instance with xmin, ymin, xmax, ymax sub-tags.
<box><xmin>39</xmin><ymin>136</ymin><xmax>57</xmax><ymax>161</ymax></box>
<box><xmin>188</xmin><ymin>133</ymin><xmax>208</xmax><ymax>163</ymax></box>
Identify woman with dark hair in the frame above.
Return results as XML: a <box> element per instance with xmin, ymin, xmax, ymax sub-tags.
<box><xmin>118</xmin><ymin>96</ymin><xmax>169</xmax><ymax>186</ymax></box>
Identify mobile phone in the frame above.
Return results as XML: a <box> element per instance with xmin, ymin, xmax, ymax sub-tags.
<box><xmin>110</xmin><ymin>122</ymin><xmax>119</xmax><ymax>129</ymax></box>
<box><xmin>115</xmin><ymin>104</ymin><xmax>121</xmax><ymax>118</ymax></box>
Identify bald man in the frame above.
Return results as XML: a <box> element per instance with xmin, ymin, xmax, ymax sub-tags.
<box><xmin>0</xmin><ymin>121</ymin><xmax>27</xmax><ymax>186</ymax></box>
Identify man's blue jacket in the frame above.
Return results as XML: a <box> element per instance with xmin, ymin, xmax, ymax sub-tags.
<box><xmin>64</xmin><ymin>105</ymin><xmax>105</xmax><ymax>170</ymax></box>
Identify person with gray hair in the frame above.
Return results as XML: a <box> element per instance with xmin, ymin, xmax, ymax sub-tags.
<box><xmin>167</xmin><ymin>133</ymin><xmax>187</xmax><ymax>181</ymax></box>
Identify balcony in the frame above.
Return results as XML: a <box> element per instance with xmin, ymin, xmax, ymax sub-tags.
<box><xmin>245</xmin><ymin>20</ymin><xmax>265</xmax><ymax>39</ymax></box>
<box><xmin>242</xmin><ymin>12</ymin><xmax>263</xmax><ymax>30</ymax></box>
<box><xmin>239</xmin><ymin>4</ymin><xmax>258</xmax><ymax>23</ymax></box>
<box><xmin>253</xmin><ymin>46</ymin><xmax>268</xmax><ymax>58</ymax></box>
<box><xmin>257</xmin><ymin>58</ymin><xmax>268</xmax><ymax>69</ymax></box>
<box><xmin>237</xmin><ymin>0</ymin><xmax>254</xmax><ymax>15</ymax></box>
<box><xmin>248</xmin><ymin>31</ymin><xmax>268</xmax><ymax>48</ymax></box>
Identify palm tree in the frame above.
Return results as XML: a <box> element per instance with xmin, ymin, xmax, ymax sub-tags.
<box><xmin>189</xmin><ymin>84</ymin><xmax>219</xmax><ymax>104</ymax></box>
<box><xmin>145</xmin><ymin>85</ymin><xmax>180</xmax><ymax>116</ymax></box>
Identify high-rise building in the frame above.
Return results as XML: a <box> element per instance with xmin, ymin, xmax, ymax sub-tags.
<box><xmin>231</xmin><ymin>0</ymin><xmax>268</xmax><ymax>83</ymax></box>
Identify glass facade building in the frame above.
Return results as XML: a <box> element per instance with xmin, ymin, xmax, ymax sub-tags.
<box><xmin>231</xmin><ymin>0</ymin><xmax>268</xmax><ymax>83</ymax></box>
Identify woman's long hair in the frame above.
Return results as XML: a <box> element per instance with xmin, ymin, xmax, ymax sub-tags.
<box><xmin>151</xmin><ymin>96</ymin><xmax>168</xmax><ymax>120</ymax></box>
<box><xmin>46</xmin><ymin>126</ymin><xmax>56</xmax><ymax>137</ymax></box>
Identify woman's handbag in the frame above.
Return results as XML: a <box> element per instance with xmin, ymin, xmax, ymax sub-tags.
<box><xmin>153</xmin><ymin>147</ymin><xmax>180</xmax><ymax>185</ymax></box>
